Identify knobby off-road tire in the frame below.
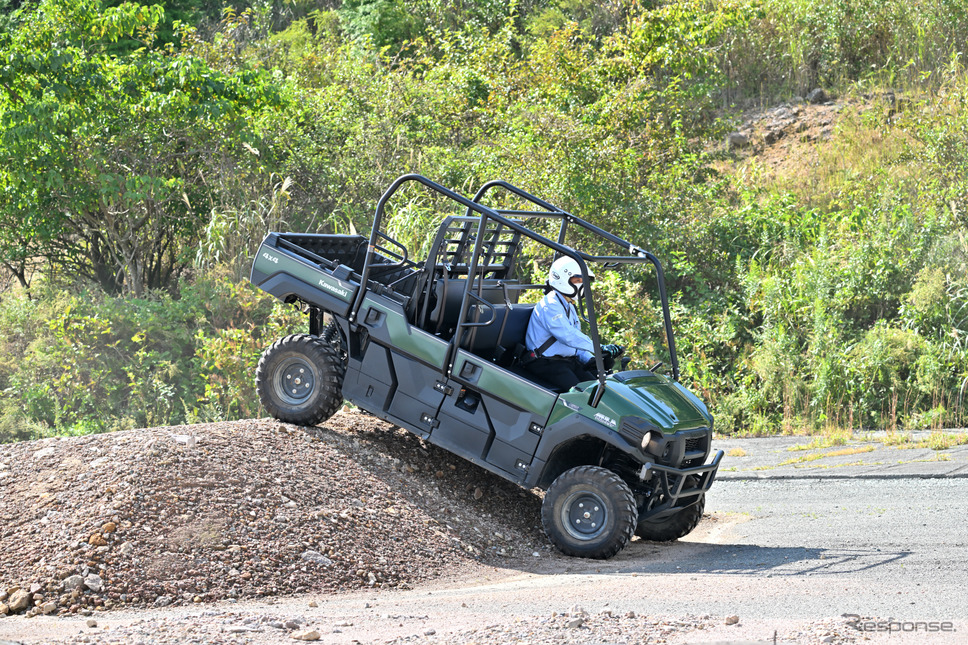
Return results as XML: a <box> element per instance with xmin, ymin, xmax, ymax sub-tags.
<box><xmin>541</xmin><ymin>465</ymin><xmax>638</xmax><ymax>559</ymax></box>
<box><xmin>635</xmin><ymin>495</ymin><xmax>705</xmax><ymax>542</ymax></box>
<box><xmin>255</xmin><ymin>334</ymin><xmax>344</xmax><ymax>426</ymax></box>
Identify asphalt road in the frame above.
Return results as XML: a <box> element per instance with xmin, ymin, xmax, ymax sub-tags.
<box><xmin>423</xmin><ymin>476</ymin><xmax>968</xmax><ymax>621</ymax></box>
<box><xmin>701</xmin><ymin>477</ymin><xmax>968</xmax><ymax>620</ymax></box>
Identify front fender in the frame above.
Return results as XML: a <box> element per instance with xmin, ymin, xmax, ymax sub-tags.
<box><xmin>526</xmin><ymin>411</ymin><xmax>651</xmax><ymax>488</ymax></box>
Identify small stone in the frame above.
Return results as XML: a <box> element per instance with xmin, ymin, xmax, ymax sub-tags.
<box><xmin>119</xmin><ymin>542</ymin><xmax>134</xmax><ymax>556</ymax></box>
<box><xmin>154</xmin><ymin>595</ymin><xmax>172</xmax><ymax>607</ymax></box>
<box><xmin>101</xmin><ymin>522</ymin><xmax>117</xmax><ymax>534</ymax></box>
<box><xmin>88</xmin><ymin>534</ymin><xmax>107</xmax><ymax>547</ymax></box>
<box><xmin>83</xmin><ymin>574</ymin><xmax>103</xmax><ymax>593</ymax></box>
<box><xmin>0</xmin><ymin>603</ymin><xmax>8</xmax><ymax>615</ymax></box>
<box><xmin>41</xmin><ymin>602</ymin><xmax>57</xmax><ymax>615</ymax></box>
<box><xmin>308</xmin><ymin>601</ymin><xmax>318</xmax><ymax>608</ymax></box>
<box><xmin>291</xmin><ymin>629</ymin><xmax>321</xmax><ymax>641</ymax></box>
<box><xmin>300</xmin><ymin>551</ymin><xmax>333</xmax><ymax>567</ymax></box>
<box><xmin>807</xmin><ymin>88</ymin><xmax>828</xmax><ymax>104</ymax></box>
<box><xmin>86</xmin><ymin>619</ymin><xmax>98</xmax><ymax>628</ymax></box>
<box><xmin>726</xmin><ymin>615</ymin><xmax>740</xmax><ymax>625</ymax></box>
<box><xmin>473</xmin><ymin>487</ymin><xmax>483</xmax><ymax>500</ymax></box>
<box><xmin>63</xmin><ymin>575</ymin><xmax>84</xmax><ymax>591</ymax></box>
<box><xmin>7</xmin><ymin>590</ymin><xmax>30</xmax><ymax>612</ymax></box>
<box><xmin>424</xmin><ymin>629</ymin><xmax>436</xmax><ymax>636</ymax></box>
<box><xmin>566</xmin><ymin>618</ymin><xmax>584</xmax><ymax>628</ymax></box>
<box><xmin>727</xmin><ymin>132</ymin><xmax>750</xmax><ymax>150</ymax></box>
<box><xmin>568</xmin><ymin>605</ymin><xmax>588</xmax><ymax>618</ymax></box>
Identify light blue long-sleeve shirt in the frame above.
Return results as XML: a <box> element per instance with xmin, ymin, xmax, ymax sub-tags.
<box><xmin>525</xmin><ymin>291</ymin><xmax>594</xmax><ymax>364</ymax></box>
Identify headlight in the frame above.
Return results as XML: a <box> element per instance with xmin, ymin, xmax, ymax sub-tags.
<box><xmin>639</xmin><ymin>431</ymin><xmax>652</xmax><ymax>451</ymax></box>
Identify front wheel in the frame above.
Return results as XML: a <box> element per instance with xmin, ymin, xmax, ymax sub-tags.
<box><xmin>635</xmin><ymin>495</ymin><xmax>705</xmax><ymax>542</ymax></box>
<box><xmin>255</xmin><ymin>334</ymin><xmax>344</xmax><ymax>426</ymax></box>
<box><xmin>541</xmin><ymin>466</ymin><xmax>637</xmax><ymax>559</ymax></box>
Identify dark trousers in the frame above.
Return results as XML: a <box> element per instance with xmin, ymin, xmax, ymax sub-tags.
<box><xmin>523</xmin><ymin>356</ymin><xmax>596</xmax><ymax>392</ymax></box>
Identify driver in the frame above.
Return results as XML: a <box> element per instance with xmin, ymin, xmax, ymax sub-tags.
<box><xmin>522</xmin><ymin>256</ymin><xmax>623</xmax><ymax>391</ymax></box>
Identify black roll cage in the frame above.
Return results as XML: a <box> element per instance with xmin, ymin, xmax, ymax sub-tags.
<box><xmin>349</xmin><ymin>174</ymin><xmax>680</xmax><ymax>407</ymax></box>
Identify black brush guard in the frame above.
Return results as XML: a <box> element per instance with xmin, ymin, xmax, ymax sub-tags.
<box><xmin>637</xmin><ymin>449</ymin><xmax>724</xmax><ymax>521</ymax></box>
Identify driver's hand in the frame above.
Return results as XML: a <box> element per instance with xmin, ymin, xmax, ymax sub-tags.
<box><xmin>602</xmin><ymin>344</ymin><xmax>625</xmax><ymax>358</ymax></box>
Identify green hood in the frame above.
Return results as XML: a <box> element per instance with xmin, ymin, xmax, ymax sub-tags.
<box><xmin>594</xmin><ymin>371</ymin><xmax>712</xmax><ymax>432</ymax></box>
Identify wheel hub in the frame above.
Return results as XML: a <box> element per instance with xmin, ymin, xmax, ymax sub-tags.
<box><xmin>561</xmin><ymin>492</ymin><xmax>607</xmax><ymax>540</ymax></box>
<box><xmin>277</xmin><ymin>359</ymin><xmax>316</xmax><ymax>404</ymax></box>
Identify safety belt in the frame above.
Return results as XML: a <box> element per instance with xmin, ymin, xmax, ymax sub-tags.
<box><xmin>534</xmin><ymin>336</ymin><xmax>556</xmax><ymax>357</ymax></box>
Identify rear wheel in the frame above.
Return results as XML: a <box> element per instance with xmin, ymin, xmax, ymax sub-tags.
<box><xmin>541</xmin><ymin>466</ymin><xmax>637</xmax><ymax>559</ymax></box>
<box><xmin>635</xmin><ymin>495</ymin><xmax>705</xmax><ymax>542</ymax></box>
<box><xmin>255</xmin><ymin>334</ymin><xmax>344</xmax><ymax>425</ymax></box>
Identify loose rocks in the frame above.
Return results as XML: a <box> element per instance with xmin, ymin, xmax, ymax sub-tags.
<box><xmin>0</xmin><ymin>413</ymin><xmax>545</xmax><ymax>614</ymax></box>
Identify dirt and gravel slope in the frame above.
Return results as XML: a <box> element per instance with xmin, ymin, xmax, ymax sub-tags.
<box><xmin>0</xmin><ymin>410</ymin><xmax>548</xmax><ymax>618</ymax></box>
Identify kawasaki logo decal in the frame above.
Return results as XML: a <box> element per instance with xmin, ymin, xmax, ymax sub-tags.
<box><xmin>319</xmin><ymin>278</ymin><xmax>349</xmax><ymax>299</ymax></box>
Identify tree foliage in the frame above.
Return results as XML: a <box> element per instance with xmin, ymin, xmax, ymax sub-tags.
<box><xmin>2</xmin><ymin>0</ymin><xmax>968</xmax><ymax>437</ymax></box>
<box><xmin>0</xmin><ymin>0</ymin><xmax>283</xmax><ymax>294</ymax></box>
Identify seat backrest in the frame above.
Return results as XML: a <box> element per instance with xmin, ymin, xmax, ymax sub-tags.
<box><xmin>463</xmin><ymin>304</ymin><xmax>509</xmax><ymax>354</ymax></box>
<box><xmin>498</xmin><ymin>303</ymin><xmax>534</xmax><ymax>352</ymax></box>
<box><xmin>424</xmin><ymin>278</ymin><xmax>518</xmax><ymax>336</ymax></box>
<box><xmin>462</xmin><ymin>302</ymin><xmax>535</xmax><ymax>365</ymax></box>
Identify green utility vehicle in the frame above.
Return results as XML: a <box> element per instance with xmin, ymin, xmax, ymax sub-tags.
<box><xmin>249</xmin><ymin>174</ymin><xmax>723</xmax><ymax>559</ymax></box>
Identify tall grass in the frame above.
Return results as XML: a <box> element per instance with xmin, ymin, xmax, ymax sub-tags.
<box><xmin>720</xmin><ymin>0</ymin><xmax>968</xmax><ymax>103</ymax></box>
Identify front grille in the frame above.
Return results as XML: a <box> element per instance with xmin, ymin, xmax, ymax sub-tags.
<box><xmin>685</xmin><ymin>436</ymin><xmax>707</xmax><ymax>453</ymax></box>
<box><xmin>681</xmin><ymin>431</ymin><xmax>710</xmax><ymax>468</ymax></box>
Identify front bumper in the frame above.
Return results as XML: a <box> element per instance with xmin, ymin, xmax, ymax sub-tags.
<box><xmin>637</xmin><ymin>449</ymin><xmax>724</xmax><ymax>521</ymax></box>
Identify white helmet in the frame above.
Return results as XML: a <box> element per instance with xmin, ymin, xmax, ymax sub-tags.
<box><xmin>547</xmin><ymin>256</ymin><xmax>594</xmax><ymax>298</ymax></box>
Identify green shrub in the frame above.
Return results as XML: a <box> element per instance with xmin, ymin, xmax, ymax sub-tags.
<box><xmin>0</xmin><ymin>274</ymin><xmax>304</xmax><ymax>442</ymax></box>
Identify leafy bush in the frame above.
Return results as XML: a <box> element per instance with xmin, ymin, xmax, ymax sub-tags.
<box><xmin>0</xmin><ymin>275</ymin><xmax>302</xmax><ymax>442</ymax></box>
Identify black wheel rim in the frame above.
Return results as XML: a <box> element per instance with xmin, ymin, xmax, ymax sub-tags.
<box><xmin>274</xmin><ymin>357</ymin><xmax>317</xmax><ymax>406</ymax></box>
<box><xmin>560</xmin><ymin>491</ymin><xmax>608</xmax><ymax>541</ymax></box>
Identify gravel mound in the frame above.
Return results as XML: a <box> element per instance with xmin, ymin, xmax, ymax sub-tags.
<box><xmin>0</xmin><ymin>411</ymin><xmax>547</xmax><ymax>617</ymax></box>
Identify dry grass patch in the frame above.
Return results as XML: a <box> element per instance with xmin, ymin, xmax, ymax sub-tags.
<box><xmin>779</xmin><ymin>445</ymin><xmax>875</xmax><ymax>466</ymax></box>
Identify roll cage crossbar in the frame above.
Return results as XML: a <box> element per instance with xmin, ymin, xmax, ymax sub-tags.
<box><xmin>350</xmin><ymin>174</ymin><xmax>680</xmax><ymax>406</ymax></box>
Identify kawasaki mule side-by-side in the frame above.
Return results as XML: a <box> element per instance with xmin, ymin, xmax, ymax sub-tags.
<box><xmin>249</xmin><ymin>174</ymin><xmax>723</xmax><ymax>559</ymax></box>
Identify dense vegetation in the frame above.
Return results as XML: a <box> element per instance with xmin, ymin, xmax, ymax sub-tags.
<box><xmin>2</xmin><ymin>0</ymin><xmax>967</xmax><ymax>441</ymax></box>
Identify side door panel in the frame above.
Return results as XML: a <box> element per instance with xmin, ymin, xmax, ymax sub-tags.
<box><xmin>446</xmin><ymin>350</ymin><xmax>558</xmax><ymax>476</ymax></box>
